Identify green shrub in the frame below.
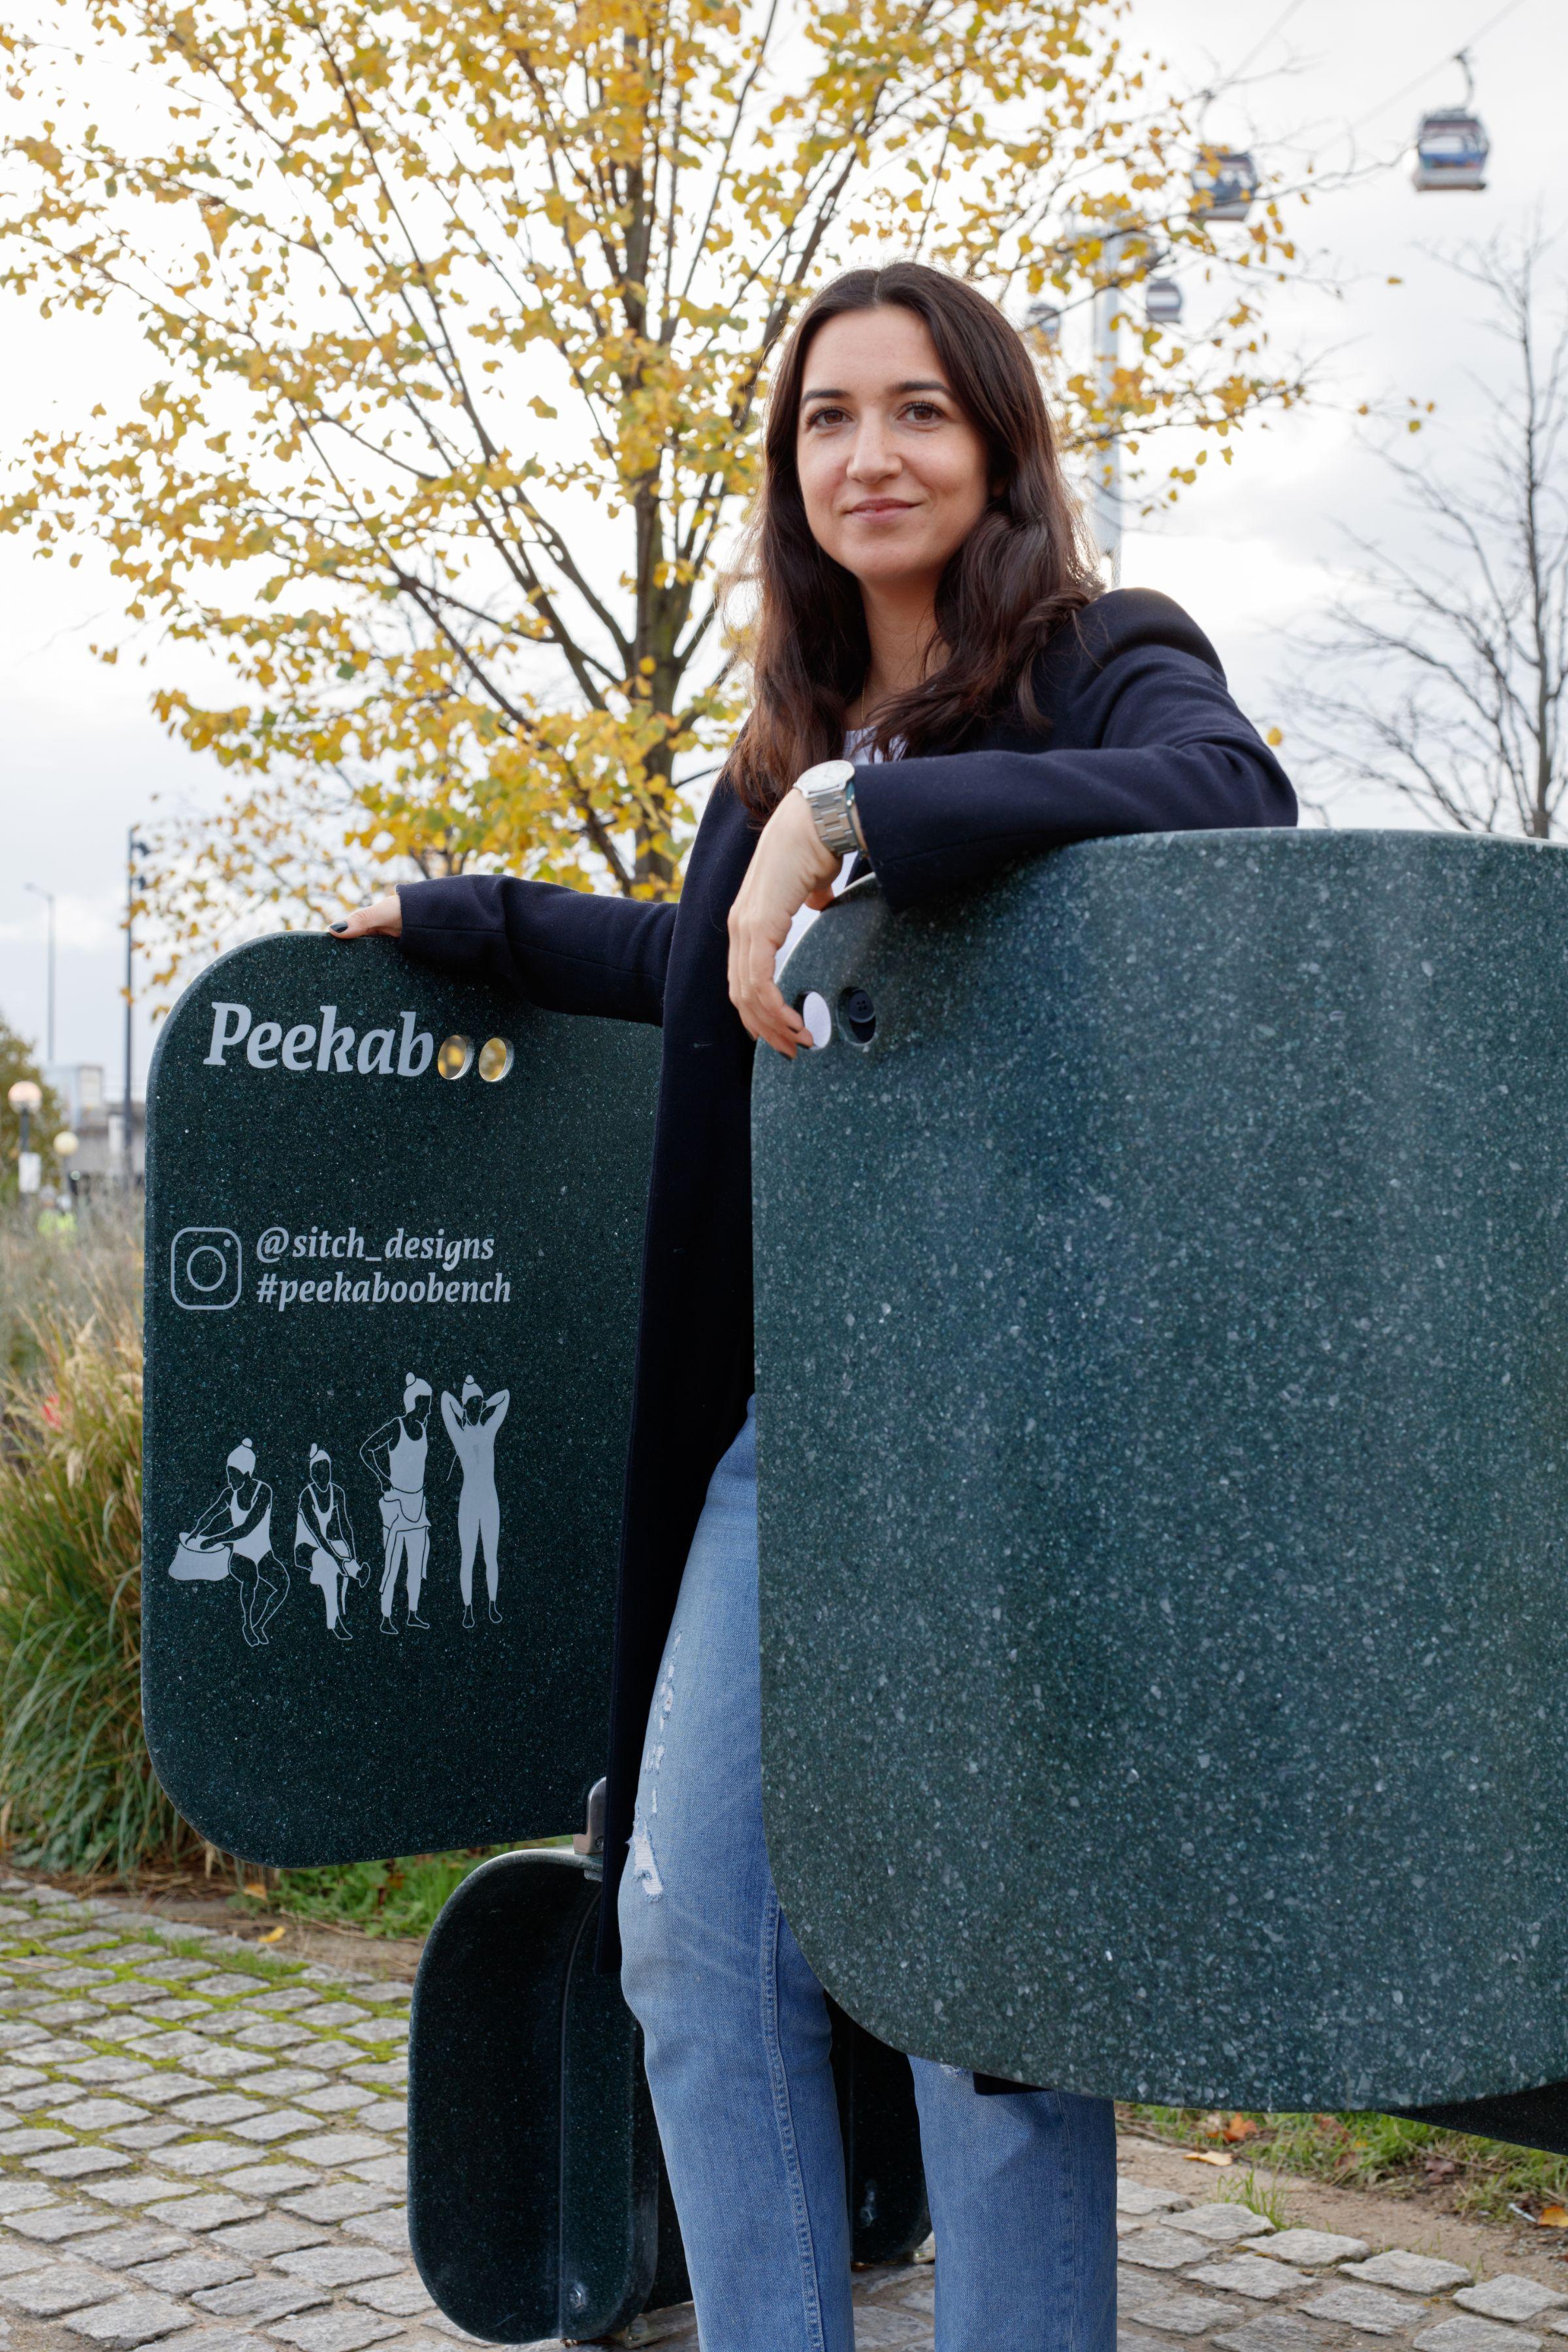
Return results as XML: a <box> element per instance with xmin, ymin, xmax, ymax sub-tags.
<box><xmin>0</xmin><ymin>1279</ymin><xmax>197</xmax><ymax>1875</ymax></box>
<box><xmin>247</xmin><ymin>1850</ymin><xmax>532</xmax><ymax>1940</ymax></box>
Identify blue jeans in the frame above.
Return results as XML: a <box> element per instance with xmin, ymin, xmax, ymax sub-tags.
<box><xmin>617</xmin><ymin>1401</ymin><xmax>1117</xmax><ymax>2352</ymax></box>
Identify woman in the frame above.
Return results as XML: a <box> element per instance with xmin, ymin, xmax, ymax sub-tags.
<box><xmin>335</xmin><ymin>262</ymin><xmax>1295</xmax><ymax>2349</ymax></box>
<box><xmin>293</xmin><ymin>1443</ymin><xmax>363</xmax><ymax>1643</ymax></box>
<box><xmin>179</xmin><ymin>1438</ymin><xmax>290</xmax><ymax>1649</ymax></box>
<box><xmin>359</xmin><ymin>1375</ymin><xmax>433</xmax><ymax>1633</ymax></box>
<box><xmin>440</xmin><ymin>1376</ymin><xmax>510</xmax><ymax>1627</ymax></box>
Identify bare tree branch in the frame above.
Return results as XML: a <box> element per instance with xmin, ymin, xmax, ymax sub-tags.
<box><xmin>1282</xmin><ymin>229</ymin><xmax>1568</xmax><ymax>843</ymax></box>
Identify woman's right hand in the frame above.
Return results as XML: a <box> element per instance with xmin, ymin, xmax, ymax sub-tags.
<box><xmin>331</xmin><ymin>894</ymin><xmax>402</xmax><ymax>939</ymax></box>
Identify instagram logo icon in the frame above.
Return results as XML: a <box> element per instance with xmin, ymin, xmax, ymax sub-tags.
<box><xmin>170</xmin><ymin>1227</ymin><xmax>244</xmax><ymax>1312</ymax></box>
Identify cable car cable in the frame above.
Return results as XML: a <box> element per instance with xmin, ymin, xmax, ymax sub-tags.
<box><xmin>1226</xmin><ymin>0</ymin><xmax>1310</xmax><ymax>90</ymax></box>
<box><xmin>1346</xmin><ymin>0</ymin><xmax>1527</xmax><ymax>132</ymax></box>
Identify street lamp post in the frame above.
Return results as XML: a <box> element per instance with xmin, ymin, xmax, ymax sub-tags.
<box><xmin>8</xmin><ymin>1079</ymin><xmax>43</xmax><ymax>1197</ymax></box>
<box><xmin>54</xmin><ymin>1128</ymin><xmax>80</xmax><ymax>1205</ymax></box>
<box><xmin>23</xmin><ymin>884</ymin><xmax>56</xmax><ymax>1067</ymax></box>
<box><xmin>122</xmin><ymin>828</ymin><xmax>149</xmax><ymax>1181</ymax></box>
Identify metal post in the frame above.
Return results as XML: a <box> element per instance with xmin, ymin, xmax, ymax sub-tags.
<box><xmin>122</xmin><ymin>830</ymin><xmax>142</xmax><ymax>1181</ymax></box>
<box><xmin>7</xmin><ymin>1079</ymin><xmax>42</xmax><ymax>1198</ymax></box>
<box><xmin>1092</xmin><ymin>229</ymin><xmax>1126</xmax><ymax>583</ymax></box>
<box><xmin>24</xmin><ymin>885</ymin><xmax>56</xmax><ymax>1066</ymax></box>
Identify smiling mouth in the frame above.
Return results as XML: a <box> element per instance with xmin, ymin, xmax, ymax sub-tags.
<box><xmin>846</xmin><ymin>499</ymin><xmax>917</xmax><ymax>517</ymax></box>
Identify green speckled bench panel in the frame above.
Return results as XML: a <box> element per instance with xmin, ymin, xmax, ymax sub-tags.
<box><xmin>406</xmin><ymin>1849</ymin><xmax>926</xmax><ymax>2342</ymax></box>
<box><xmin>143</xmin><ymin>934</ymin><xmax>659</xmax><ymax>1865</ymax></box>
<box><xmin>754</xmin><ymin>830</ymin><xmax>1568</xmax><ymax>2115</ymax></box>
<box><xmin>408</xmin><ymin>1852</ymin><xmax>678</xmax><ymax>2342</ymax></box>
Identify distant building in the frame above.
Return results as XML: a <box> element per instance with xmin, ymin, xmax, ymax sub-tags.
<box><xmin>45</xmin><ymin>1063</ymin><xmax>145</xmax><ymax>1184</ymax></box>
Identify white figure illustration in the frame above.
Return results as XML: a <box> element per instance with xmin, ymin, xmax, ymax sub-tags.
<box><xmin>441</xmin><ymin>1376</ymin><xmax>510</xmax><ymax>1627</ymax></box>
<box><xmin>360</xmin><ymin>1375</ymin><xmax>433</xmax><ymax>1635</ymax></box>
<box><xmin>293</xmin><ymin>1445</ymin><xmax>365</xmax><ymax>1644</ymax></box>
<box><xmin>177</xmin><ymin>1439</ymin><xmax>291</xmax><ymax>1649</ymax></box>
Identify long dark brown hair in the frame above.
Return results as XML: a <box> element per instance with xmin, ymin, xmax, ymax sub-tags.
<box><xmin>727</xmin><ymin>261</ymin><xmax>1101</xmax><ymax>817</ymax></box>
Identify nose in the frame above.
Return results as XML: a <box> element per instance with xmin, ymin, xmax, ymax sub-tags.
<box><xmin>845</xmin><ymin>416</ymin><xmax>899</xmax><ymax>484</ymax></box>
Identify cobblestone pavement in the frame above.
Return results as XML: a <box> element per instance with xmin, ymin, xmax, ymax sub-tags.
<box><xmin>0</xmin><ymin>1874</ymin><xmax>1559</xmax><ymax>2351</ymax></box>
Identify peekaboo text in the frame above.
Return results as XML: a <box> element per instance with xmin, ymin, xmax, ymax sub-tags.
<box><xmin>169</xmin><ymin>1222</ymin><xmax>513</xmax><ymax>1315</ymax></box>
<box><xmin>256</xmin><ymin>1267</ymin><xmax>511</xmax><ymax>1312</ymax></box>
<box><xmin>205</xmin><ymin>1000</ymin><xmax>446</xmax><ymax>1079</ymax></box>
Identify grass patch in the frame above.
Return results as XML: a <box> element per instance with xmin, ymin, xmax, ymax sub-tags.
<box><xmin>176</xmin><ymin>1933</ymin><xmax>319</xmax><ymax>1982</ymax></box>
<box><xmin>1123</xmin><ymin>2104</ymin><xmax>1568</xmax><ymax>2226</ymax></box>
<box><xmin>1219</xmin><ymin>2166</ymin><xmax>1290</xmax><ymax>2228</ymax></box>
<box><xmin>242</xmin><ymin>1850</ymin><xmax>531</xmax><ymax>1939</ymax></box>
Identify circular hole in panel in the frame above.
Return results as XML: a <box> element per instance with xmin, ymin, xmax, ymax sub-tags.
<box><xmin>185</xmin><ymin>1246</ymin><xmax>229</xmax><ymax>1294</ymax></box>
<box><xmin>798</xmin><ymin>992</ymin><xmax>832</xmax><ymax>1051</ymax></box>
<box><xmin>838</xmin><ymin>987</ymin><xmax>877</xmax><ymax>1047</ymax></box>
<box><xmin>438</xmin><ymin>1034</ymin><xmax>474</xmax><ymax>1081</ymax></box>
<box><xmin>478</xmin><ymin>1036</ymin><xmax>514</xmax><ymax>1084</ymax></box>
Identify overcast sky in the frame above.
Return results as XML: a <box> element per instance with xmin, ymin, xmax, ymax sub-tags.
<box><xmin>0</xmin><ymin>0</ymin><xmax>1554</xmax><ymax>1085</ymax></box>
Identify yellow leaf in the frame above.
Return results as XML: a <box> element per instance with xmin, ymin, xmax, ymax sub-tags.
<box><xmin>257</xmin><ymin>1924</ymin><xmax>287</xmax><ymax>1943</ymax></box>
<box><xmin>1539</xmin><ymin>2206</ymin><xmax>1568</xmax><ymax>2228</ymax></box>
<box><xmin>1186</xmin><ymin>2150</ymin><xmax>1234</xmax><ymax>2167</ymax></box>
<box><xmin>1265</xmin><ymin>726</ymin><xmax>1283</xmax><ymax>748</ymax></box>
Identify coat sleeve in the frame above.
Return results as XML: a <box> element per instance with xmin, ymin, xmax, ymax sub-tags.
<box><xmin>851</xmin><ymin>592</ymin><xmax>1297</xmax><ymax>913</ymax></box>
<box><xmin>396</xmin><ymin>874</ymin><xmax>677</xmax><ymax>1026</ymax></box>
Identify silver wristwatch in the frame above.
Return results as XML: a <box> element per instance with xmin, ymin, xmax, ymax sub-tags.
<box><xmin>792</xmin><ymin>758</ymin><xmax>861</xmax><ymax>856</ymax></box>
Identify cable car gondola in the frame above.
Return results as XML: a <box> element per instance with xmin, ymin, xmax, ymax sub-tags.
<box><xmin>1190</xmin><ymin>148</ymin><xmax>1258</xmax><ymax>224</ymax></box>
<box><xmin>1145</xmin><ymin>276</ymin><xmax>1183</xmax><ymax>325</ymax></box>
<box><xmin>1024</xmin><ymin>300</ymin><xmax>1062</xmax><ymax>350</ymax></box>
<box><xmin>1413</xmin><ymin>54</ymin><xmax>1488</xmax><ymax>191</ymax></box>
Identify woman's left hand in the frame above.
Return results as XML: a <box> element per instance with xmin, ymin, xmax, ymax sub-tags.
<box><xmin>728</xmin><ymin>791</ymin><xmax>841</xmax><ymax>1057</ymax></box>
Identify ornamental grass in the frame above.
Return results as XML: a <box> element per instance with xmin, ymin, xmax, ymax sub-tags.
<box><xmin>0</xmin><ymin>1199</ymin><xmax>197</xmax><ymax>1875</ymax></box>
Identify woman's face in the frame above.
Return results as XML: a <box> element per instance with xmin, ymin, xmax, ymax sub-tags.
<box><xmin>795</xmin><ymin>306</ymin><xmax>990</xmax><ymax>598</ymax></box>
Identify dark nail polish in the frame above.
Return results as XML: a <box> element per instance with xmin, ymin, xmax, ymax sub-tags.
<box><xmin>329</xmin><ymin>921</ymin><xmax>348</xmax><ymax>934</ymax></box>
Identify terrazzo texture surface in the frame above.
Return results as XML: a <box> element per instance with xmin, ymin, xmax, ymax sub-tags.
<box><xmin>754</xmin><ymin>830</ymin><xmax>1568</xmax><ymax>2114</ymax></box>
<box><xmin>408</xmin><ymin>1851</ymin><xmax>669</xmax><ymax>2344</ymax></box>
<box><xmin>144</xmin><ymin>936</ymin><xmax>659</xmax><ymax>1867</ymax></box>
<box><xmin>406</xmin><ymin>1850</ymin><xmax>926</xmax><ymax>2340</ymax></box>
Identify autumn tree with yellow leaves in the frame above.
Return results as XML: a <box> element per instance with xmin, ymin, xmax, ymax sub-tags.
<box><xmin>2</xmin><ymin>0</ymin><xmax>1308</xmax><ymax>966</ymax></box>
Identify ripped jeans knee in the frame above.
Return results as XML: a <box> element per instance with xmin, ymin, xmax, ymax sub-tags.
<box><xmin>617</xmin><ymin>1648</ymin><xmax>683</xmax><ymax>2025</ymax></box>
<box><xmin>615</xmin><ymin>1429</ymin><xmax>765</xmax><ymax>2052</ymax></box>
<box><xmin>619</xmin><ymin>1633</ymin><xmax>679</xmax><ymax>1938</ymax></box>
<box><xmin>627</xmin><ymin>1810</ymin><xmax>664</xmax><ymax>1902</ymax></box>
<box><xmin>616</xmin><ymin>1652</ymin><xmax>735</xmax><ymax>2046</ymax></box>
<box><xmin>615</xmin><ymin>1805</ymin><xmax>687</xmax><ymax>2040</ymax></box>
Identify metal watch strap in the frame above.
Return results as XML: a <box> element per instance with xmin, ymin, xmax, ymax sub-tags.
<box><xmin>793</xmin><ymin>759</ymin><xmax>860</xmax><ymax>857</ymax></box>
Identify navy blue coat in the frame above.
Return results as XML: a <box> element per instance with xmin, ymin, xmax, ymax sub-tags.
<box><xmin>396</xmin><ymin>587</ymin><xmax>1296</xmax><ymax>1963</ymax></box>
